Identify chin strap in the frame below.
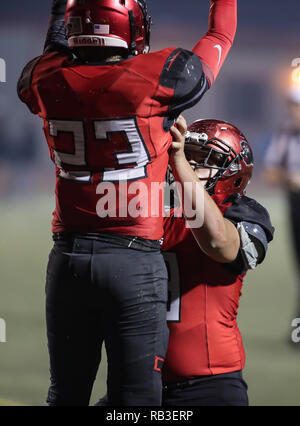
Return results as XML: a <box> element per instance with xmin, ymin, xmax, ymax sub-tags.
<box><xmin>128</xmin><ymin>10</ymin><xmax>137</xmax><ymax>55</ymax></box>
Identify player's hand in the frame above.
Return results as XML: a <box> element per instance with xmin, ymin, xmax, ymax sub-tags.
<box><xmin>169</xmin><ymin>115</ymin><xmax>188</xmax><ymax>164</ymax></box>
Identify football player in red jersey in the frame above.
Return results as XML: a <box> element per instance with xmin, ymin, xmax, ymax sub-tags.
<box><xmin>17</xmin><ymin>0</ymin><xmax>237</xmax><ymax>406</ymax></box>
<box><xmin>162</xmin><ymin>116</ymin><xmax>274</xmax><ymax>406</ymax></box>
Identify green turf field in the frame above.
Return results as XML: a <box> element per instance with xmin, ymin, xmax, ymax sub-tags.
<box><xmin>0</xmin><ymin>192</ymin><xmax>299</xmax><ymax>406</ymax></box>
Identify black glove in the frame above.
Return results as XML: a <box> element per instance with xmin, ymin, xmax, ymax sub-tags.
<box><xmin>51</xmin><ymin>0</ymin><xmax>68</xmax><ymax>16</ymax></box>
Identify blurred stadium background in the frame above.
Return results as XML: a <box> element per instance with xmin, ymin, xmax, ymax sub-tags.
<box><xmin>1</xmin><ymin>0</ymin><xmax>300</xmax><ymax>406</ymax></box>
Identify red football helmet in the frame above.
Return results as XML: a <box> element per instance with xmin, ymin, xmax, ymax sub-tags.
<box><xmin>184</xmin><ymin>119</ymin><xmax>254</xmax><ymax>195</ymax></box>
<box><xmin>65</xmin><ymin>0</ymin><xmax>151</xmax><ymax>55</ymax></box>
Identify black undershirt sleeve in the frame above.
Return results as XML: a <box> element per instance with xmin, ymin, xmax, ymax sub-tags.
<box><xmin>44</xmin><ymin>0</ymin><xmax>70</xmax><ymax>55</ymax></box>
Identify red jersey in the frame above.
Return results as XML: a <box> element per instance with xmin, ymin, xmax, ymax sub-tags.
<box><xmin>162</xmin><ymin>194</ymin><xmax>274</xmax><ymax>381</ymax></box>
<box><xmin>17</xmin><ymin>1</ymin><xmax>237</xmax><ymax>239</ymax></box>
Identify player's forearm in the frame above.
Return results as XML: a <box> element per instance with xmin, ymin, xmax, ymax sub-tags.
<box><xmin>170</xmin><ymin>156</ymin><xmax>240</xmax><ymax>263</ymax></box>
<box><xmin>207</xmin><ymin>0</ymin><xmax>237</xmax><ymax>45</ymax></box>
<box><xmin>44</xmin><ymin>0</ymin><xmax>69</xmax><ymax>54</ymax></box>
<box><xmin>170</xmin><ymin>156</ymin><xmax>205</xmax><ymax>222</ymax></box>
<box><xmin>193</xmin><ymin>0</ymin><xmax>237</xmax><ymax>85</ymax></box>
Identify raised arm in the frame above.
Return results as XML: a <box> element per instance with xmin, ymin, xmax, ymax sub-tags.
<box><xmin>193</xmin><ymin>0</ymin><xmax>237</xmax><ymax>86</ymax></box>
<box><xmin>17</xmin><ymin>0</ymin><xmax>69</xmax><ymax>112</ymax></box>
<box><xmin>44</xmin><ymin>0</ymin><xmax>70</xmax><ymax>55</ymax></box>
<box><xmin>169</xmin><ymin>117</ymin><xmax>240</xmax><ymax>264</ymax></box>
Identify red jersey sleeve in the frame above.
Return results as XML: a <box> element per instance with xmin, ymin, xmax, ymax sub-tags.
<box><xmin>193</xmin><ymin>0</ymin><xmax>237</xmax><ymax>86</ymax></box>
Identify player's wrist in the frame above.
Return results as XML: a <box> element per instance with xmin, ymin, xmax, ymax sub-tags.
<box><xmin>169</xmin><ymin>151</ymin><xmax>187</xmax><ymax>168</ymax></box>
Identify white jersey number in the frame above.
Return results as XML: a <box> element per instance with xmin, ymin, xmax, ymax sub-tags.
<box><xmin>49</xmin><ymin>120</ymin><xmax>87</xmax><ymax>167</ymax></box>
<box><xmin>48</xmin><ymin>118</ymin><xmax>150</xmax><ymax>182</ymax></box>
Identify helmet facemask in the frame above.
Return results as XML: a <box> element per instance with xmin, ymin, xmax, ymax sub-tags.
<box><xmin>184</xmin><ymin>133</ymin><xmax>241</xmax><ymax>194</ymax></box>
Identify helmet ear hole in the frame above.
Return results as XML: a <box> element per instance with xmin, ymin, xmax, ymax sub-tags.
<box><xmin>234</xmin><ymin>177</ymin><xmax>242</xmax><ymax>187</ymax></box>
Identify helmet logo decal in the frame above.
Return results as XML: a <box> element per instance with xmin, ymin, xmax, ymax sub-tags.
<box><xmin>94</xmin><ymin>24</ymin><xmax>110</xmax><ymax>35</ymax></box>
<box><xmin>240</xmin><ymin>141</ymin><xmax>253</xmax><ymax>166</ymax></box>
<box><xmin>67</xmin><ymin>17</ymin><xmax>83</xmax><ymax>37</ymax></box>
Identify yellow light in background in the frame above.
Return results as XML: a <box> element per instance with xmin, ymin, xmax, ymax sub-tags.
<box><xmin>291</xmin><ymin>67</ymin><xmax>300</xmax><ymax>86</ymax></box>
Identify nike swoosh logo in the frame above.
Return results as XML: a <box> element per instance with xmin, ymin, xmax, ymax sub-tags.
<box><xmin>214</xmin><ymin>44</ymin><xmax>222</xmax><ymax>67</ymax></box>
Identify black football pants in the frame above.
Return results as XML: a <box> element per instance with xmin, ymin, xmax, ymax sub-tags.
<box><xmin>162</xmin><ymin>371</ymin><xmax>249</xmax><ymax>406</ymax></box>
<box><xmin>45</xmin><ymin>235</ymin><xmax>169</xmax><ymax>406</ymax></box>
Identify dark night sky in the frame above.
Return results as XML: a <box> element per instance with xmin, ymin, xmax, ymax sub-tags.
<box><xmin>1</xmin><ymin>1</ymin><xmax>300</xmax><ymax>30</ymax></box>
